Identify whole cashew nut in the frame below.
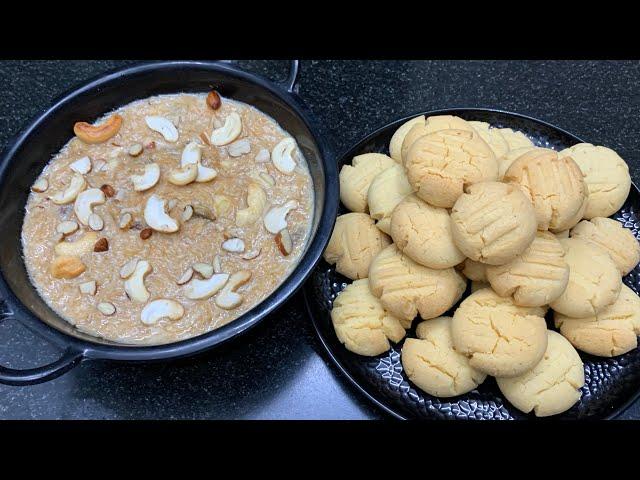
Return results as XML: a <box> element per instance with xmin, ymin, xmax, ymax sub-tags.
<box><xmin>50</xmin><ymin>173</ymin><xmax>86</xmax><ymax>205</ymax></box>
<box><xmin>74</xmin><ymin>114</ymin><xmax>123</xmax><ymax>144</ymax></box>
<box><xmin>236</xmin><ymin>183</ymin><xmax>267</xmax><ymax>227</ymax></box>
<box><xmin>124</xmin><ymin>260</ymin><xmax>152</xmax><ymax>303</ymax></box>
<box><xmin>140</xmin><ymin>299</ymin><xmax>184</xmax><ymax>325</ymax></box>
<box><xmin>131</xmin><ymin>163</ymin><xmax>160</xmax><ymax>192</ymax></box>
<box><xmin>144</xmin><ymin>195</ymin><xmax>179</xmax><ymax>233</ymax></box>
<box><xmin>145</xmin><ymin>116</ymin><xmax>179</xmax><ymax>142</ymax></box>
<box><xmin>215</xmin><ymin>270</ymin><xmax>252</xmax><ymax>309</ymax></box>
<box><xmin>184</xmin><ymin>273</ymin><xmax>230</xmax><ymax>300</ymax></box>
<box><xmin>271</xmin><ymin>137</ymin><xmax>298</xmax><ymax>174</ymax></box>
<box><xmin>54</xmin><ymin>232</ymin><xmax>99</xmax><ymax>257</ymax></box>
<box><xmin>168</xmin><ymin>163</ymin><xmax>198</xmax><ymax>186</ymax></box>
<box><xmin>210</xmin><ymin>112</ymin><xmax>242</xmax><ymax>146</ymax></box>
<box><xmin>74</xmin><ymin>188</ymin><xmax>106</xmax><ymax>225</ymax></box>
<box><xmin>263</xmin><ymin>200</ymin><xmax>298</xmax><ymax>234</ymax></box>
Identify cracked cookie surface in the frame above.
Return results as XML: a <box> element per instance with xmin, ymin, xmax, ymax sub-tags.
<box><xmin>339</xmin><ymin>152</ymin><xmax>396</xmax><ymax>213</ymax></box>
<box><xmin>367</xmin><ymin>163</ymin><xmax>414</xmax><ymax>234</ymax></box>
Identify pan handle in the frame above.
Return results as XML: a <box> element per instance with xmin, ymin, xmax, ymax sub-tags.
<box><xmin>0</xmin><ymin>300</ymin><xmax>83</xmax><ymax>386</ymax></box>
<box><xmin>219</xmin><ymin>60</ymin><xmax>300</xmax><ymax>93</ymax></box>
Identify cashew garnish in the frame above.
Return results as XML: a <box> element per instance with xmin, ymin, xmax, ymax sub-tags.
<box><xmin>192</xmin><ymin>263</ymin><xmax>214</xmax><ymax>279</ymax></box>
<box><xmin>241</xmin><ymin>248</ymin><xmax>261</xmax><ymax>260</ymax></box>
<box><xmin>70</xmin><ymin>156</ymin><xmax>92</xmax><ymax>175</ymax></box>
<box><xmin>184</xmin><ymin>273</ymin><xmax>229</xmax><ymax>300</ymax></box>
<box><xmin>210</xmin><ymin>112</ymin><xmax>242</xmax><ymax>146</ymax></box>
<box><xmin>215</xmin><ymin>271</ymin><xmax>251</xmax><ymax>309</ymax></box>
<box><xmin>177</xmin><ymin>268</ymin><xmax>194</xmax><ymax>285</ymax></box>
<box><xmin>255</xmin><ymin>148</ymin><xmax>270</xmax><ymax>163</ymax></box>
<box><xmin>56</xmin><ymin>220</ymin><xmax>79</xmax><ymax>236</ymax></box>
<box><xmin>124</xmin><ymin>260</ymin><xmax>152</xmax><ymax>303</ymax></box>
<box><xmin>236</xmin><ymin>183</ymin><xmax>267</xmax><ymax>227</ymax></box>
<box><xmin>140</xmin><ymin>299</ymin><xmax>184</xmax><ymax>325</ymax></box>
<box><xmin>31</xmin><ymin>177</ymin><xmax>48</xmax><ymax>194</ymax></box>
<box><xmin>50</xmin><ymin>174</ymin><xmax>86</xmax><ymax>204</ymax></box>
<box><xmin>74</xmin><ymin>188</ymin><xmax>106</xmax><ymax>225</ymax></box>
<box><xmin>271</xmin><ymin>138</ymin><xmax>298</xmax><ymax>174</ymax></box>
<box><xmin>118</xmin><ymin>212</ymin><xmax>133</xmax><ymax>230</ymax></box>
<box><xmin>131</xmin><ymin>163</ymin><xmax>160</xmax><ymax>192</ymax></box>
<box><xmin>51</xmin><ymin>255</ymin><xmax>85</xmax><ymax>279</ymax></box>
<box><xmin>97</xmin><ymin>302</ymin><xmax>116</xmax><ymax>316</ymax></box>
<box><xmin>145</xmin><ymin>116</ymin><xmax>179</xmax><ymax>142</ymax></box>
<box><xmin>79</xmin><ymin>280</ymin><xmax>97</xmax><ymax>296</ymax></box>
<box><xmin>275</xmin><ymin>229</ymin><xmax>293</xmax><ymax>256</ymax></box>
<box><xmin>228</xmin><ymin>139</ymin><xmax>251</xmax><ymax>157</ymax></box>
<box><xmin>74</xmin><ymin>114</ymin><xmax>123</xmax><ymax>144</ymax></box>
<box><xmin>128</xmin><ymin>143</ymin><xmax>143</xmax><ymax>157</ymax></box>
<box><xmin>213</xmin><ymin>255</ymin><xmax>222</xmax><ymax>273</ymax></box>
<box><xmin>54</xmin><ymin>232</ymin><xmax>99</xmax><ymax>257</ymax></box>
<box><xmin>264</xmin><ymin>200</ymin><xmax>298</xmax><ymax>234</ymax></box>
<box><xmin>167</xmin><ymin>163</ymin><xmax>198</xmax><ymax>186</ymax></box>
<box><xmin>88</xmin><ymin>213</ymin><xmax>104</xmax><ymax>231</ymax></box>
<box><xmin>180</xmin><ymin>142</ymin><xmax>217</xmax><ymax>183</ymax></box>
<box><xmin>222</xmin><ymin>238</ymin><xmax>245</xmax><ymax>253</ymax></box>
<box><xmin>119</xmin><ymin>258</ymin><xmax>139</xmax><ymax>279</ymax></box>
<box><xmin>144</xmin><ymin>195</ymin><xmax>179</xmax><ymax>233</ymax></box>
<box><xmin>181</xmin><ymin>205</ymin><xmax>194</xmax><ymax>222</ymax></box>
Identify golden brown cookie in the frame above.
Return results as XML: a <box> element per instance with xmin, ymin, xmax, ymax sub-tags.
<box><xmin>339</xmin><ymin>153</ymin><xmax>395</xmax><ymax>212</ymax></box>
<box><xmin>404</xmin><ymin>129</ymin><xmax>498</xmax><ymax>208</ymax></box>
<box><xmin>450</xmin><ymin>182</ymin><xmax>537</xmax><ymax>265</ymax></box>
<box><xmin>323</xmin><ymin>213</ymin><xmax>391</xmax><ymax>280</ymax></box>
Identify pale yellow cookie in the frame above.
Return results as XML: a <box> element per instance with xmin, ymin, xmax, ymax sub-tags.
<box><xmin>404</xmin><ymin>129</ymin><xmax>498</xmax><ymax>208</ymax></box>
<box><xmin>389</xmin><ymin>115</ymin><xmax>425</xmax><ymax>162</ymax></box>
<box><xmin>497</xmin><ymin>331</ymin><xmax>584</xmax><ymax>417</ymax></box>
<box><xmin>555</xmin><ymin>230</ymin><xmax>569</xmax><ymax>239</ymax></box>
<box><xmin>570</xmin><ymin>217</ymin><xmax>640</xmax><ymax>275</ymax></box>
<box><xmin>469</xmin><ymin>121</ymin><xmax>509</xmax><ymax>159</ymax></box>
<box><xmin>549</xmin><ymin>237</ymin><xmax>621</xmax><ymax>318</ymax></box>
<box><xmin>497</xmin><ymin>128</ymin><xmax>534</xmax><ymax>150</ymax></box>
<box><xmin>504</xmin><ymin>148</ymin><xmax>588</xmax><ymax>232</ymax></box>
<box><xmin>554</xmin><ymin>284</ymin><xmax>640</xmax><ymax>357</ymax></box>
<box><xmin>400</xmin><ymin>115</ymin><xmax>475</xmax><ymax>163</ymax></box>
<box><xmin>461</xmin><ymin>258</ymin><xmax>487</xmax><ymax>282</ymax></box>
<box><xmin>451</xmin><ymin>288</ymin><xmax>548</xmax><ymax>378</ymax></box>
<box><xmin>390</xmin><ymin>194</ymin><xmax>465</xmax><ymax>269</ymax></box>
<box><xmin>558</xmin><ymin>143</ymin><xmax>631</xmax><ymax>219</ymax></box>
<box><xmin>498</xmin><ymin>146</ymin><xmax>540</xmax><ymax>180</ymax></box>
<box><xmin>369</xmin><ymin>244</ymin><xmax>466</xmax><ymax>323</ymax></box>
<box><xmin>367</xmin><ymin>163</ymin><xmax>414</xmax><ymax>234</ymax></box>
<box><xmin>323</xmin><ymin>213</ymin><xmax>391</xmax><ymax>280</ymax></box>
<box><xmin>471</xmin><ymin>280</ymin><xmax>490</xmax><ymax>292</ymax></box>
<box><xmin>339</xmin><ymin>153</ymin><xmax>396</xmax><ymax>212</ymax></box>
<box><xmin>486</xmin><ymin>231</ymin><xmax>569</xmax><ymax>307</ymax></box>
<box><xmin>331</xmin><ymin>279</ymin><xmax>406</xmax><ymax>356</ymax></box>
<box><xmin>450</xmin><ymin>182</ymin><xmax>537</xmax><ymax>265</ymax></box>
<box><xmin>401</xmin><ymin>317</ymin><xmax>487</xmax><ymax>397</ymax></box>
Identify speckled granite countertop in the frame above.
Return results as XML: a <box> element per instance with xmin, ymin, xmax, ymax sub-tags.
<box><xmin>0</xmin><ymin>60</ymin><xmax>638</xmax><ymax>419</ymax></box>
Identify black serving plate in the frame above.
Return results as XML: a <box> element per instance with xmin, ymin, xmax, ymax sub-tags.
<box><xmin>304</xmin><ymin>108</ymin><xmax>640</xmax><ymax>420</ymax></box>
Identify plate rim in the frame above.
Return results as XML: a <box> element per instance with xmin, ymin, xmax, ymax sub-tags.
<box><xmin>305</xmin><ymin>107</ymin><xmax>640</xmax><ymax>420</ymax></box>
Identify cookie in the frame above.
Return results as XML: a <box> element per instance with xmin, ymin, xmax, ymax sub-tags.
<box><xmin>331</xmin><ymin>279</ymin><xmax>406</xmax><ymax>356</ymax></box>
<box><xmin>471</xmin><ymin>280</ymin><xmax>490</xmax><ymax>292</ymax></box>
<box><xmin>401</xmin><ymin>317</ymin><xmax>487</xmax><ymax>397</ymax></box>
<box><xmin>367</xmin><ymin>163</ymin><xmax>414</xmax><ymax>234</ymax></box>
<box><xmin>369</xmin><ymin>244</ymin><xmax>467</xmax><ymax>323</ymax></box>
<box><xmin>554</xmin><ymin>284</ymin><xmax>640</xmax><ymax>357</ymax></box>
<box><xmin>549</xmin><ymin>237</ymin><xmax>621</xmax><ymax>318</ymax></box>
<box><xmin>450</xmin><ymin>182</ymin><xmax>537</xmax><ymax>265</ymax></box>
<box><xmin>323</xmin><ymin>213</ymin><xmax>391</xmax><ymax>280</ymax></box>
<box><xmin>486</xmin><ymin>231</ymin><xmax>569</xmax><ymax>307</ymax></box>
<box><xmin>496</xmin><ymin>331</ymin><xmax>584</xmax><ymax>417</ymax></box>
<box><xmin>390</xmin><ymin>194</ymin><xmax>465</xmax><ymax>269</ymax></box>
<box><xmin>558</xmin><ymin>143</ymin><xmax>631</xmax><ymax>219</ymax></box>
<box><xmin>389</xmin><ymin>115</ymin><xmax>425</xmax><ymax>162</ymax></box>
<box><xmin>400</xmin><ymin>115</ymin><xmax>475</xmax><ymax>163</ymax></box>
<box><xmin>469</xmin><ymin>121</ymin><xmax>509</xmax><ymax>159</ymax></box>
<box><xmin>554</xmin><ymin>230</ymin><xmax>569</xmax><ymax>239</ymax></box>
<box><xmin>451</xmin><ymin>288</ymin><xmax>548</xmax><ymax>378</ymax></box>
<box><xmin>498</xmin><ymin>146</ymin><xmax>540</xmax><ymax>179</ymax></box>
<box><xmin>504</xmin><ymin>148</ymin><xmax>588</xmax><ymax>232</ymax></box>
<box><xmin>404</xmin><ymin>129</ymin><xmax>498</xmax><ymax>208</ymax></box>
<box><xmin>497</xmin><ymin>128</ymin><xmax>534</xmax><ymax>150</ymax></box>
<box><xmin>461</xmin><ymin>258</ymin><xmax>487</xmax><ymax>282</ymax></box>
<box><xmin>339</xmin><ymin>153</ymin><xmax>396</xmax><ymax>212</ymax></box>
<box><xmin>570</xmin><ymin>217</ymin><xmax>640</xmax><ymax>275</ymax></box>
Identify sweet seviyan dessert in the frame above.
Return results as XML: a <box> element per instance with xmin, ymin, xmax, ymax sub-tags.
<box><xmin>23</xmin><ymin>91</ymin><xmax>314</xmax><ymax>345</ymax></box>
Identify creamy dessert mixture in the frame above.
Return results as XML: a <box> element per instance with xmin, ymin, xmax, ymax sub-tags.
<box><xmin>22</xmin><ymin>92</ymin><xmax>314</xmax><ymax>345</ymax></box>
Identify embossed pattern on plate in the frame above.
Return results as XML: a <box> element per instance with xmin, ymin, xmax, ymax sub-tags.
<box><xmin>304</xmin><ymin>109</ymin><xmax>640</xmax><ymax>420</ymax></box>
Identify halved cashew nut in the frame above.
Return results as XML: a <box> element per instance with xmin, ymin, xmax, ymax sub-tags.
<box><xmin>210</xmin><ymin>112</ymin><xmax>242</xmax><ymax>146</ymax></box>
<box><xmin>222</xmin><ymin>238</ymin><xmax>245</xmax><ymax>253</ymax></box>
<box><xmin>145</xmin><ymin>116</ymin><xmax>179</xmax><ymax>142</ymax></box>
<box><xmin>131</xmin><ymin>163</ymin><xmax>160</xmax><ymax>192</ymax></box>
<box><xmin>70</xmin><ymin>156</ymin><xmax>92</xmax><ymax>174</ymax></box>
<box><xmin>79</xmin><ymin>280</ymin><xmax>97</xmax><ymax>296</ymax></box>
<box><xmin>56</xmin><ymin>220</ymin><xmax>79</xmax><ymax>236</ymax></box>
<box><xmin>140</xmin><ymin>299</ymin><xmax>184</xmax><ymax>325</ymax></box>
<box><xmin>236</xmin><ymin>183</ymin><xmax>267</xmax><ymax>227</ymax></box>
<box><xmin>215</xmin><ymin>271</ymin><xmax>251</xmax><ymax>309</ymax></box>
<box><xmin>264</xmin><ymin>200</ymin><xmax>298</xmax><ymax>234</ymax></box>
<box><xmin>74</xmin><ymin>188</ymin><xmax>106</xmax><ymax>225</ymax></box>
<box><xmin>54</xmin><ymin>232</ymin><xmax>99</xmax><ymax>257</ymax></box>
<box><xmin>124</xmin><ymin>260</ymin><xmax>152</xmax><ymax>303</ymax></box>
<box><xmin>271</xmin><ymin>138</ymin><xmax>297</xmax><ymax>174</ymax></box>
<box><xmin>193</xmin><ymin>263</ymin><xmax>214</xmax><ymax>279</ymax></box>
<box><xmin>184</xmin><ymin>273</ymin><xmax>230</xmax><ymax>300</ymax></box>
<box><xmin>228</xmin><ymin>139</ymin><xmax>251</xmax><ymax>157</ymax></box>
<box><xmin>119</xmin><ymin>258</ymin><xmax>139</xmax><ymax>279</ymax></box>
<box><xmin>168</xmin><ymin>163</ymin><xmax>198</xmax><ymax>186</ymax></box>
<box><xmin>144</xmin><ymin>195</ymin><xmax>179</xmax><ymax>233</ymax></box>
<box><xmin>51</xmin><ymin>255</ymin><xmax>85</xmax><ymax>279</ymax></box>
<box><xmin>180</xmin><ymin>141</ymin><xmax>217</xmax><ymax>182</ymax></box>
<box><xmin>255</xmin><ymin>148</ymin><xmax>270</xmax><ymax>163</ymax></box>
<box><xmin>50</xmin><ymin>174</ymin><xmax>86</xmax><ymax>204</ymax></box>
<box><xmin>74</xmin><ymin>114</ymin><xmax>123</xmax><ymax>144</ymax></box>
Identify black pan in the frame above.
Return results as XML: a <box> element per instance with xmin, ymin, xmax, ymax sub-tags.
<box><xmin>305</xmin><ymin>108</ymin><xmax>640</xmax><ymax>420</ymax></box>
<box><xmin>0</xmin><ymin>60</ymin><xmax>339</xmax><ymax>385</ymax></box>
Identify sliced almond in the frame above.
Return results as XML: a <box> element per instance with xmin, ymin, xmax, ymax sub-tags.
<box><xmin>88</xmin><ymin>213</ymin><xmax>104</xmax><ymax>231</ymax></box>
<box><xmin>255</xmin><ymin>148</ymin><xmax>270</xmax><ymax>163</ymax></box>
<box><xmin>176</xmin><ymin>267</ymin><xmax>194</xmax><ymax>285</ymax></box>
<box><xmin>210</xmin><ymin>112</ymin><xmax>242</xmax><ymax>146</ymax></box>
<box><xmin>79</xmin><ymin>280</ymin><xmax>97</xmax><ymax>296</ymax></box>
<box><xmin>119</xmin><ymin>258</ymin><xmax>139</xmax><ymax>279</ymax></box>
<box><xmin>241</xmin><ymin>248</ymin><xmax>261</xmax><ymax>260</ymax></box>
<box><xmin>228</xmin><ymin>138</ymin><xmax>251</xmax><ymax>157</ymax></box>
<box><xmin>128</xmin><ymin>143</ymin><xmax>143</xmax><ymax>157</ymax></box>
<box><xmin>193</xmin><ymin>263</ymin><xmax>214</xmax><ymax>279</ymax></box>
<box><xmin>93</xmin><ymin>159</ymin><xmax>107</xmax><ymax>172</ymax></box>
<box><xmin>141</xmin><ymin>299</ymin><xmax>184</xmax><ymax>325</ymax></box>
<box><xmin>181</xmin><ymin>205</ymin><xmax>194</xmax><ymax>222</ymax></box>
<box><xmin>264</xmin><ymin>200</ymin><xmax>298</xmax><ymax>234</ymax></box>
<box><xmin>213</xmin><ymin>255</ymin><xmax>222</xmax><ymax>274</ymax></box>
<box><xmin>131</xmin><ymin>163</ymin><xmax>160</xmax><ymax>192</ymax></box>
<box><xmin>222</xmin><ymin>238</ymin><xmax>245</xmax><ymax>253</ymax></box>
<box><xmin>31</xmin><ymin>177</ymin><xmax>49</xmax><ymax>193</ymax></box>
<box><xmin>70</xmin><ymin>156</ymin><xmax>92</xmax><ymax>175</ymax></box>
<box><xmin>275</xmin><ymin>229</ymin><xmax>293</xmax><ymax>256</ymax></box>
<box><xmin>145</xmin><ymin>116</ymin><xmax>179</xmax><ymax>142</ymax></box>
<box><xmin>118</xmin><ymin>212</ymin><xmax>133</xmax><ymax>230</ymax></box>
<box><xmin>97</xmin><ymin>302</ymin><xmax>116</xmax><ymax>316</ymax></box>
<box><xmin>56</xmin><ymin>220</ymin><xmax>79</xmax><ymax>236</ymax></box>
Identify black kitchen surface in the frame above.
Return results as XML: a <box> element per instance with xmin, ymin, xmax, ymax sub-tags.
<box><xmin>1</xmin><ymin>60</ymin><xmax>639</xmax><ymax>420</ymax></box>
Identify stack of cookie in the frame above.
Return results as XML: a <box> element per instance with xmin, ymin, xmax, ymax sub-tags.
<box><xmin>323</xmin><ymin>114</ymin><xmax>640</xmax><ymax>417</ymax></box>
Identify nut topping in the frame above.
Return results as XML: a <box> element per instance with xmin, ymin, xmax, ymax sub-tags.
<box><xmin>128</xmin><ymin>143</ymin><xmax>144</xmax><ymax>157</ymax></box>
<box><xmin>79</xmin><ymin>280</ymin><xmax>97</xmax><ymax>296</ymax></box>
<box><xmin>144</xmin><ymin>195</ymin><xmax>179</xmax><ymax>233</ymax></box>
<box><xmin>140</xmin><ymin>228</ymin><xmax>153</xmax><ymax>240</ymax></box>
<box><xmin>271</xmin><ymin>137</ymin><xmax>297</xmax><ymax>174</ymax></box>
<box><xmin>88</xmin><ymin>213</ymin><xmax>104</xmax><ymax>231</ymax></box>
<box><xmin>124</xmin><ymin>260</ymin><xmax>152</xmax><ymax>303</ymax></box>
<box><xmin>236</xmin><ymin>183</ymin><xmax>267</xmax><ymax>227</ymax></box>
<box><xmin>255</xmin><ymin>148</ymin><xmax>270</xmax><ymax>163</ymax></box>
<box><xmin>118</xmin><ymin>212</ymin><xmax>133</xmax><ymax>230</ymax></box>
<box><xmin>70</xmin><ymin>156</ymin><xmax>92</xmax><ymax>175</ymax></box>
<box><xmin>50</xmin><ymin>173</ymin><xmax>86</xmax><ymax>205</ymax></box>
<box><xmin>56</xmin><ymin>220</ymin><xmax>79</xmax><ymax>236</ymax></box>
<box><xmin>31</xmin><ymin>177</ymin><xmax>49</xmax><ymax>193</ymax></box>
<box><xmin>193</xmin><ymin>262</ymin><xmax>214</xmax><ymax>279</ymax></box>
<box><xmin>74</xmin><ymin>114</ymin><xmax>123</xmax><ymax>144</ymax></box>
<box><xmin>97</xmin><ymin>302</ymin><xmax>116</xmax><ymax>316</ymax></box>
<box><xmin>55</xmin><ymin>232</ymin><xmax>99</xmax><ymax>257</ymax></box>
<box><xmin>74</xmin><ymin>188</ymin><xmax>106</xmax><ymax>225</ymax></box>
<box><xmin>145</xmin><ymin>116</ymin><xmax>179</xmax><ymax>142</ymax></box>
<box><xmin>168</xmin><ymin>163</ymin><xmax>198</xmax><ymax>186</ymax></box>
<box><xmin>275</xmin><ymin>229</ymin><xmax>293</xmax><ymax>256</ymax></box>
<box><xmin>93</xmin><ymin>237</ymin><xmax>109</xmax><ymax>252</ymax></box>
<box><xmin>241</xmin><ymin>249</ymin><xmax>261</xmax><ymax>260</ymax></box>
<box><xmin>228</xmin><ymin>139</ymin><xmax>251</xmax><ymax>157</ymax></box>
<box><xmin>181</xmin><ymin>205</ymin><xmax>194</xmax><ymax>222</ymax></box>
<box><xmin>100</xmin><ymin>184</ymin><xmax>115</xmax><ymax>198</ymax></box>
<box><xmin>264</xmin><ymin>200</ymin><xmax>298</xmax><ymax>234</ymax></box>
<box><xmin>141</xmin><ymin>299</ymin><xmax>184</xmax><ymax>325</ymax></box>
<box><xmin>210</xmin><ymin>112</ymin><xmax>242</xmax><ymax>146</ymax></box>
<box><xmin>207</xmin><ymin>90</ymin><xmax>222</xmax><ymax>110</ymax></box>
<box><xmin>215</xmin><ymin>270</ymin><xmax>251</xmax><ymax>310</ymax></box>
<box><xmin>184</xmin><ymin>273</ymin><xmax>229</xmax><ymax>300</ymax></box>
<box><xmin>177</xmin><ymin>267</ymin><xmax>194</xmax><ymax>285</ymax></box>
<box><xmin>51</xmin><ymin>256</ymin><xmax>86</xmax><ymax>279</ymax></box>
<box><xmin>131</xmin><ymin>163</ymin><xmax>160</xmax><ymax>192</ymax></box>
<box><xmin>222</xmin><ymin>238</ymin><xmax>245</xmax><ymax>253</ymax></box>
<box><xmin>120</xmin><ymin>258</ymin><xmax>139</xmax><ymax>279</ymax></box>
